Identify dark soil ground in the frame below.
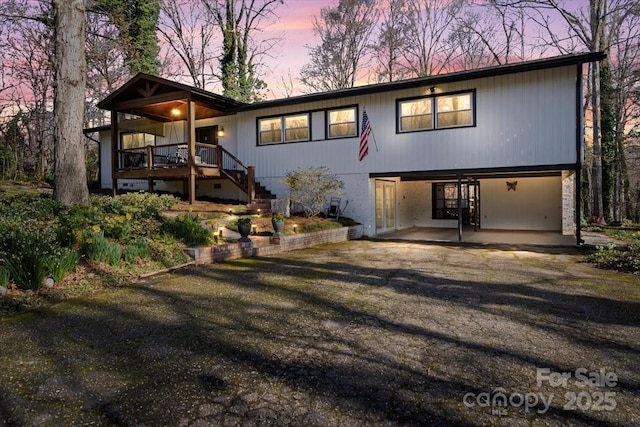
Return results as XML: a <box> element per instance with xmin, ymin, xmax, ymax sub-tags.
<box><xmin>0</xmin><ymin>240</ymin><xmax>638</xmax><ymax>426</ymax></box>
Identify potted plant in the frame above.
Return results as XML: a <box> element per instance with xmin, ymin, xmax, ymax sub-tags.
<box><xmin>271</xmin><ymin>211</ymin><xmax>285</xmax><ymax>237</ymax></box>
<box><xmin>236</xmin><ymin>217</ymin><xmax>252</xmax><ymax>242</ymax></box>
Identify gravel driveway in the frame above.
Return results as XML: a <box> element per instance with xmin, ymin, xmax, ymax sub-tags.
<box><xmin>0</xmin><ymin>240</ymin><xmax>638</xmax><ymax>426</ymax></box>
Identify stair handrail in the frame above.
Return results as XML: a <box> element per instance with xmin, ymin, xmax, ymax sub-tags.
<box><xmin>217</xmin><ymin>145</ymin><xmax>256</xmax><ymax>202</ymax></box>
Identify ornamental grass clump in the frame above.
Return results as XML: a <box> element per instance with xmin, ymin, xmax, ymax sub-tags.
<box><xmin>123</xmin><ymin>238</ymin><xmax>153</xmax><ymax>263</ymax></box>
<box><xmin>80</xmin><ymin>230</ymin><xmax>122</xmax><ymax>266</ymax></box>
<box><xmin>0</xmin><ymin>227</ymin><xmax>57</xmax><ymax>290</ymax></box>
<box><xmin>46</xmin><ymin>248</ymin><xmax>81</xmax><ymax>283</ymax></box>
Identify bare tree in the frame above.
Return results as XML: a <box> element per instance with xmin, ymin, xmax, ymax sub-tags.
<box><xmin>449</xmin><ymin>1</ymin><xmax>537</xmax><ymax>71</ymax></box>
<box><xmin>202</xmin><ymin>0</ymin><xmax>284</xmax><ymax>102</ymax></box>
<box><xmin>0</xmin><ymin>1</ymin><xmax>55</xmax><ymax>180</ymax></box>
<box><xmin>401</xmin><ymin>0</ymin><xmax>464</xmax><ymax>77</ymax></box>
<box><xmin>52</xmin><ymin>0</ymin><xmax>90</xmax><ymax>206</ymax></box>
<box><xmin>85</xmin><ymin>9</ymin><xmax>129</xmax><ymax>127</ymax></box>
<box><xmin>300</xmin><ymin>0</ymin><xmax>379</xmax><ymax>92</ymax></box>
<box><xmin>373</xmin><ymin>0</ymin><xmax>410</xmax><ymax>82</ymax></box>
<box><xmin>158</xmin><ymin>0</ymin><xmax>219</xmax><ymax>89</ymax></box>
<box><xmin>499</xmin><ymin>0</ymin><xmax>638</xmax><ymax>220</ymax></box>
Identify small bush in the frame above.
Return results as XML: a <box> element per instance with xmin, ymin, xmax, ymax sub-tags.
<box><xmin>46</xmin><ymin>249</ymin><xmax>81</xmax><ymax>282</ymax></box>
<box><xmin>160</xmin><ymin>213</ymin><xmax>212</xmax><ymax>246</ymax></box>
<box><xmin>123</xmin><ymin>239</ymin><xmax>152</xmax><ymax>263</ymax></box>
<box><xmin>81</xmin><ymin>232</ymin><xmax>122</xmax><ymax>266</ymax></box>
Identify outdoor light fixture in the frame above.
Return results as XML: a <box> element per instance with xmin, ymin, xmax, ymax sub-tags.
<box><xmin>429</xmin><ymin>86</ymin><xmax>436</xmax><ymax>94</ymax></box>
<box><xmin>293</xmin><ymin>224</ymin><xmax>298</xmax><ymax>233</ymax></box>
<box><xmin>170</xmin><ymin>108</ymin><xmax>181</xmax><ymax>117</ymax></box>
<box><xmin>251</xmin><ymin>224</ymin><xmax>257</xmax><ymax>235</ymax></box>
<box><xmin>218</xmin><ymin>227</ymin><xmax>224</xmax><ymax>237</ymax></box>
<box><xmin>218</xmin><ymin>126</ymin><xmax>225</xmax><ymax>137</ymax></box>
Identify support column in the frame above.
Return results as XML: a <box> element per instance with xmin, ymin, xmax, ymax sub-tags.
<box><xmin>457</xmin><ymin>174</ymin><xmax>462</xmax><ymax>241</ymax></box>
<box><xmin>111</xmin><ymin>110</ymin><xmax>119</xmax><ymax>197</ymax></box>
<box><xmin>188</xmin><ymin>100</ymin><xmax>196</xmax><ymax>204</ymax></box>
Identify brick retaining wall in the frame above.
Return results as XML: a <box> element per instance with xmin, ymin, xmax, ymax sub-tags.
<box><xmin>186</xmin><ymin>225</ymin><xmax>364</xmax><ymax>264</ymax></box>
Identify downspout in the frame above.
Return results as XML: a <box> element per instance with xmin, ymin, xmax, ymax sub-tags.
<box><xmin>575</xmin><ymin>63</ymin><xmax>584</xmax><ymax>245</ymax></box>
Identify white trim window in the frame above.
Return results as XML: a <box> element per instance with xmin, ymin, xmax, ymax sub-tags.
<box><xmin>327</xmin><ymin>107</ymin><xmax>357</xmax><ymax>138</ymax></box>
<box><xmin>259</xmin><ymin>113</ymin><xmax>310</xmax><ymax>144</ymax></box>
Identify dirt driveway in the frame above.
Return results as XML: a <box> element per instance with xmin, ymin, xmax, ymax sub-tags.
<box><xmin>0</xmin><ymin>241</ymin><xmax>638</xmax><ymax>426</ymax></box>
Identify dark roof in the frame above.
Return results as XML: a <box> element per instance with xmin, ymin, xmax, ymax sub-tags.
<box><xmin>236</xmin><ymin>52</ymin><xmax>605</xmax><ymax>112</ymax></box>
<box><xmin>97</xmin><ymin>73</ymin><xmax>245</xmax><ymax>113</ymax></box>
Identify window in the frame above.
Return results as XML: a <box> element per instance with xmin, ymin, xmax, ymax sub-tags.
<box><xmin>259</xmin><ymin>117</ymin><xmax>282</xmax><ymax>144</ymax></box>
<box><xmin>258</xmin><ymin>113</ymin><xmax>310</xmax><ymax>145</ymax></box>
<box><xmin>121</xmin><ymin>132</ymin><xmax>154</xmax><ymax>149</ymax></box>
<box><xmin>327</xmin><ymin>107</ymin><xmax>357</xmax><ymax>138</ymax></box>
<box><xmin>399</xmin><ymin>99</ymin><xmax>433</xmax><ymax>131</ymax></box>
<box><xmin>398</xmin><ymin>91</ymin><xmax>474</xmax><ymax>132</ymax></box>
<box><xmin>284</xmin><ymin>114</ymin><xmax>309</xmax><ymax>142</ymax></box>
<box><xmin>432</xmin><ymin>182</ymin><xmax>473</xmax><ymax>220</ymax></box>
<box><xmin>436</xmin><ymin>93</ymin><xmax>473</xmax><ymax>127</ymax></box>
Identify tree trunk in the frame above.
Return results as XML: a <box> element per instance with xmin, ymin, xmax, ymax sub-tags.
<box><xmin>590</xmin><ymin>60</ymin><xmax>604</xmax><ymax>220</ymax></box>
<box><xmin>52</xmin><ymin>0</ymin><xmax>90</xmax><ymax>206</ymax></box>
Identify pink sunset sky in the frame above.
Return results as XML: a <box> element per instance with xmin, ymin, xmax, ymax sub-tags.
<box><xmin>254</xmin><ymin>0</ymin><xmax>336</xmax><ymax>98</ymax></box>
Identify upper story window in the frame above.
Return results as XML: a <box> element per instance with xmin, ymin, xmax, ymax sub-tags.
<box><xmin>259</xmin><ymin>117</ymin><xmax>282</xmax><ymax>144</ymax></box>
<box><xmin>121</xmin><ymin>132</ymin><xmax>155</xmax><ymax>149</ymax></box>
<box><xmin>284</xmin><ymin>114</ymin><xmax>309</xmax><ymax>142</ymax></box>
<box><xmin>327</xmin><ymin>106</ymin><xmax>357</xmax><ymax>138</ymax></box>
<box><xmin>398</xmin><ymin>91</ymin><xmax>474</xmax><ymax>132</ymax></box>
<box><xmin>258</xmin><ymin>113</ymin><xmax>310</xmax><ymax>145</ymax></box>
<box><xmin>437</xmin><ymin>93</ymin><xmax>473</xmax><ymax>128</ymax></box>
<box><xmin>399</xmin><ymin>99</ymin><xmax>433</xmax><ymax>132</ymax></box>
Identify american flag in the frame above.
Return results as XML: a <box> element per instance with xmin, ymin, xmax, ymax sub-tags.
<box><xmin>359</xmin><ymin>109</ymin><xmax>371</xmax><ymax>161</ymax></box>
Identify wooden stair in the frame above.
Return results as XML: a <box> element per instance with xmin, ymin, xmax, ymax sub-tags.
<box><xmin>247</xmin><ymin>180</ymin><xmax>276</xmax><ymax>213</ymax></box>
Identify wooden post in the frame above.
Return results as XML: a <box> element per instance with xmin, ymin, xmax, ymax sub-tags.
<box><xmin>111</xmin><ymin>110</ymin><xmax>118</xmax><ymax>197</ymax></box>
<box><xmin>247</xmin><ymin>166</ymin><xmax>256</xmax><ymax>204</ymax></box>
<box><xmin>188</xmin><ymin>100</ymin><xmax>196</xmax><ymax>204</ymax></box>
<box><xmin>457</xmin><ymin>174</ymin><xmax>462</xmax><ymax>241</ymax></box>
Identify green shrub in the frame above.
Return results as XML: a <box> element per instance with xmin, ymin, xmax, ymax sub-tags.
<box><xmin>587</xmin><ymin>242</ymin><xmax>640</xmax><ymax>273</ymax></box>
<box><xmin>226</xmin><ymin>216</ymin><xmax>254</xmax><ymax>233</ymax></box>
<box><xmin>160</xmin><ymin>213</ymin><xmax>212</xmax><ymax>246</ymax></box>
<box><xmin>55</xmin><ymin>205</ymin><xmax>101</xmax><ymax>247</ymax></box>
<box><xmin>81</xmin><ymin>232</ymin><xmax>122</xmax><ymax>266</ymax></box>
<box><xmin>46</xmin><ymin>248</ymin><xmax>81</xmax><ymax>282</ymax></box>
<box><xmin>93</xmin><ymin>192</ymin><xmax>178</xmax><ymax>219</ymax></box>
<box><xmin>123</xmin><ymin>239</ymin><xmax>152</xmax><ymax>263</ymax></box>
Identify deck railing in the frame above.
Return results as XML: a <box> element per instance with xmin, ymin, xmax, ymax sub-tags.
<box><xmin>116</xmin><ymin>142</ymin><xmax>255</xmax><ymax>201</ymax></box>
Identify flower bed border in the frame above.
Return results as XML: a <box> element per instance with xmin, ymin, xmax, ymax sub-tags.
<box><xmin>185</xmin><ymin>225</ymin><xmax>364</xmax><ymax>264</ymax></box>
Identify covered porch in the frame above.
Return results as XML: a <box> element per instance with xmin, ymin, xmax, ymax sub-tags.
<box><xmin>97</xmin><ymin>73</ymin><xmax>254</xmax><ymax>204</ymax></box>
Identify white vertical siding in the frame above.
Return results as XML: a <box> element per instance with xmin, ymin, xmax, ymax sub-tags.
<box><xmin>239</xmin><ymin>66</ymin><xmax>578</xmax><ymax>187</ymax></box>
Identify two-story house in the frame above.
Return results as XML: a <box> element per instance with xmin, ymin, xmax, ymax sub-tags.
<box><xmin>88</xmin><ymin>52</ymin><xmax>605</xmax><ymax>245</ymax></box>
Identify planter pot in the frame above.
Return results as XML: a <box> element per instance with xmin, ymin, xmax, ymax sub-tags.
<box><xmin>272</xmin><ymin>219</ymin><xmax>285</xmax><ymax>237</ymax></box>
<box><xmin>238</xmin><ymin>223</ymin><xmax>251</xmax><ymax>242</ymax></box>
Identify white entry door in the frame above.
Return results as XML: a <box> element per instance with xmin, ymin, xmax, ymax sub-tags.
<box><xmin>375</xmin><ymin>180</ymin><xmax>396</xmax><ymax>233</ymax></box>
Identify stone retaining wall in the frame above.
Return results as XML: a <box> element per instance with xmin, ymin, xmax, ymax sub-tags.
<box><xmin>186</xmin><ymin>225</ymin><xmax>364</xmax><ymax>264</ymax></box>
